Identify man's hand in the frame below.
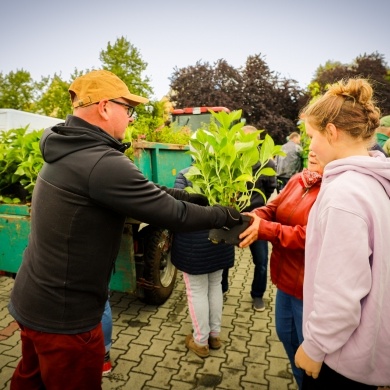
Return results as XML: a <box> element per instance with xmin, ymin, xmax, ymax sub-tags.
<box><xmin>212</xmin><ymin>205</ymin><xmax>243</xmax><ymax>229</ymax></box>
<box><xmin>238</xmin><ymin>212</ymin><xmax>260</xmax><ymax>248</ymax></box>
<box><xmin>295</xmin><ymin>345</ymin><xmax>323</xmax><ymax>379</ymax></box>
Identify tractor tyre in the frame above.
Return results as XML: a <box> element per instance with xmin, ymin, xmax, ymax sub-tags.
<box><xmin>140</xmin><ymin>225</ymin><xmax>177</xmax><ymax>305</ymax></box>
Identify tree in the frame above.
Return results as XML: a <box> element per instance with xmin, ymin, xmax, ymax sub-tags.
<box><xmin>30</xmin><ymin>37</ymin><xmax>155</xmax><ymax>121</ymax></box>
<box><xmin>170</xmin><ymin>59</ymin><xmax>243</xmax><ymax>108</ymax></box>
<box><xmin>1</xmin><ymin>37</ymin><xmax>156</xmax><ymax>124</ymax></box>
<box><xmin>311</xmin><ymin>52</ymin><xmax>390</xmax><ymax>115</ymax></box>
<box><xmin>0</xmin><ymin>69</ymin><xmax>35</xmax><ymax>111</ymax></box>
<box><xmin>240</xmin><ymin>54</ymin><xmax>305</xmax><ymax>144</ymax></box>
<box><xmin>240</xmin><ymin>54</ymin><xmax>276</xmax><ymax>122</ymax></box>
<box><xmin>169</xmin><ymin>54</ymin><xmax>304</xmax><ymax>144</ymax></box>
<box><xmin>34</xmin><ymin>73</ymin><xmax>72</xmax><ymax>119</ymax></box>
<box><xmin>207</xmin><ymin>59</ymin><xmax>243</xmax><ymax>108</ymax></box>
<box><xmin>355</xmin><ymin>52</ymin><xmax>390</xmax><ymax>116</ymax></box>
<box><xmin>169</xmin><ymin>61</ymin><xmax>216</xmax><ymax>107</ymax></box>
<box><xmin>100</xmin><ymin>36</ymin><xmax>153</xmax><ymax>99</ymax></box>
<box><xmin>240</xmin><ymin>54</ymin><xmax>287</xmax><ymax>140</ymax></box>
<box><xmin>313</xmin><ymin>60</ymin><xmax>352</xmax><ymax>93</ymax></box>
<box><xmin>99</xmin><ymin>36</ymin><xmax>155</xmax><ymax>122</ymax></box>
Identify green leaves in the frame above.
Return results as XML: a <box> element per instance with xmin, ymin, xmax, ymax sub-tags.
<box><xmin>0</xmin><ymin>127</ymin><xmax>44</xmax><ymax>203</ymax></box>
<box><xmin>122</xmin><ymin>100</ymin><xmax>191</xmax><ymax>161</ymax></box>
<box><xmin>0</xmin><ymin>69</ymin><xmax>35</xmax><ymax>111</ymax></box>
<box><xmin>185</xmin><ymin>110</ymin><xmax>282</xmax><ymax>211</ymax></box>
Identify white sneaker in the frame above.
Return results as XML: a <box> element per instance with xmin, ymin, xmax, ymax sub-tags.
<box><xmin>253</xmin><ymin>297</ymin><xmax>265</xmax><ymax>312</ymax></box>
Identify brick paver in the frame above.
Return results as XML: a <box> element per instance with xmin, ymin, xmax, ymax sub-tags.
<box><xmin>0</xmin><ymin>247</ymin><xmax>298</xmax><ymax>390</ymax></box>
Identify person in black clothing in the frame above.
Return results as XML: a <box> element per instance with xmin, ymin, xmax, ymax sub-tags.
<box><xmin>370</xmin><ymin>140</ymin><xmax>388</xmax><ymax>157</ymax></box>
<box><xmin>276</xmin><ymin>132</ymin><xmax>303</xmax><ymax>192</ymax></box>
<box><xmin>8</xmin><ymin>70</ymin><xmax>243</xmax><ymax>390</ymax></box>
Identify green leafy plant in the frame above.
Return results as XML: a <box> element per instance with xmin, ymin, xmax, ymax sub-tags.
<box><xmin>298</xmin><ymin>120</ymin><xmax>311</xmax><ymax>168</ymax></box>
<box><xmin>122</xmin><ymin>101</ymin><xmax>191</xmax><ymax>160</ymax></box>
<box><xmin>0</xmin><ymin>127</ymin><xmax>44</xmax><ymax>203</ymax></box>
<box><xmin>184</xmin><ymin>110</ymin><xmax>284</xmax><ymax>211</ymax></box>
<box><xmin>0</xmin><ymin>120</ymin><xmax>190</xmax><ymax>204</ymax></box>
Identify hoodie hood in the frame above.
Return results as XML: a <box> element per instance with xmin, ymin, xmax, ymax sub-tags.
<box><xmin>323</xmin><ymin>150</ymin><xmax>390</xmax><ymax>198</ymax></box>
<box><xmin>40</xmin><ymin>115</ymin><xmax>130</xmax><ymax>163</ymax></box>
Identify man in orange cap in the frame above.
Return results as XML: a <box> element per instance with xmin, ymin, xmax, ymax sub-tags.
<box><xmin>8</xmin><ymin>70</ymin><xmax>243</xmax><ymax>389</ymax></box>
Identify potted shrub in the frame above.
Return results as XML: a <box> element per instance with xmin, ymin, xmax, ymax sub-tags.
<box><xmin>184</xmin><ymin>109</ymin><xmax>284</xmax><ymax>245</ymax></box>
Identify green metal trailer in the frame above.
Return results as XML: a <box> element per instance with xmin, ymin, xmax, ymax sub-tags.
<box><xmin>0</xmin><ymin>141</ymin><xmax>191</xmax><ymax>305</ymax></box>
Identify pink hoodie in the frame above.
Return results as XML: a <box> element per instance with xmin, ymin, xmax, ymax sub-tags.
<box><xmin>302</xmin><ymin>151</ymin><xmax>390</xmax><ymax>386</ymax></box>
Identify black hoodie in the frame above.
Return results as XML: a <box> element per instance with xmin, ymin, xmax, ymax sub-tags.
<box><xmin>9</xmin><ymin>115</ymin><xmax>231</xmax><ymax>333</ymax></box>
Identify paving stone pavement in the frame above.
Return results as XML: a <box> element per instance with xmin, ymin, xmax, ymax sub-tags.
<box><xmin>0</xmin><ymin>246</ymin><xmax>299</xmax><ymax>390</ymax></box>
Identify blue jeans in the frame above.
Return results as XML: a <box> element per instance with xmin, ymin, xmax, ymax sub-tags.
<box><xmin>102</xmin><ymin>299</ymin><xmax>112</xmax><ymax>353</ymax></box>
<box><xmin>250</xmin><ymin>240</ymin><xmax>268</xmax><ymax>298</ymax></box>
<box><xmin>275</xmin><ymin>289</ymin><xmax>304</xmax><ymax>389</ymax></box>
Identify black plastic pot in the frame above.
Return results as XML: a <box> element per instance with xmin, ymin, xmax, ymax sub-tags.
<box><xmin>208</xmin><ymin>215</ymin><xmax>252</xmax><ymax>246</ymax></box>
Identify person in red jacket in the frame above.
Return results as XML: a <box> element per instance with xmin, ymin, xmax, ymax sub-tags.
<box><xmin>238</xmin><ymin>151</ymin><xmax>324</xmax><ymax>390</ymax></box>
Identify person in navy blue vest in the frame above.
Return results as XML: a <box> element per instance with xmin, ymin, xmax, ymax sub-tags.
<box><xmin>171</xmin><ymin>167</ymin><xmax>235</xmax><ymax>358</ymax></box>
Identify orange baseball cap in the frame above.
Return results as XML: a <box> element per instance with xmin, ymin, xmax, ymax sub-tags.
<box><xmin>69</xmin><ymin>69</ymin><xmax>149</xmax><ymax>108</ymax></box>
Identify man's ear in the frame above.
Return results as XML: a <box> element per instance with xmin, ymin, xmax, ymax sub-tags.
<box><xmin>97</xmin><ymin>100</ymin><xmax>110</xmax><ymax>120</ymax></box>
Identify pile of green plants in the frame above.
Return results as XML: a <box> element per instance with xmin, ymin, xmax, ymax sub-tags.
<box><xmin>122</xmin><ymin>100</ymin><xmax>191</xmax><ymax>159</ymax></box>
<box><xmin>123</xmin><ymin>119</ymin><xmax>191</xmax><ymax>160</ymax></box>
<box><xmin>0</xmin><ymin>122</ymin><xmax>191</xmax><ymax>204</ymax></box>
<box><xmin>127</xmin><ymin>116</ymin><xmax>191</xmax><ymax>144</ymax></box>
<box><xmin>185</xmin><ymin>110</ymin><xmax>284</xmax><ymax>211</ymax></box>
<box><xmin>0</xmin><ymin>110</ymin><xmax>285</xmax><ymax>206</ymax></box>
<box><xmin>0</xmin><ymin>127</ymin><xmax>44</xmax><ymax>204</ymax></box>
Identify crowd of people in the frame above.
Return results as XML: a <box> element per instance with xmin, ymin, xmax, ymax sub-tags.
<box><xmin>6</xmin><ymin>69</ymin><xmax>390</xmax><ymax>389</ymax></box>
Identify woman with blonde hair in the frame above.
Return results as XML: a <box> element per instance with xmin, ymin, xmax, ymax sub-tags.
<box><xmin>291</xmin><ymin>78</ymin><xmax>390</xmax><ymax>388</ymax></box>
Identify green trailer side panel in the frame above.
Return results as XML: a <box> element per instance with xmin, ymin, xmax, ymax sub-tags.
<box><xmin>133</xmin><ymin>142</ymin><xmax>191</xmax><ymax>188</ymax></box>
<box><xmin>0</xmin><ymin>205</ymin><xmax>30</xmax><ymax>273</ymax></box>
<box><xmin>109</xmin><ymin>222</ymin><xmax>136</xmax><ymax>293</ymax></box>
<box><xmin>0</xmin><ymin>204</ymin><xmax>137</xmax><ymax>293</ymax></box>
<box><xmin>0</xmin><ymin>142</ymin><xmax>190</xmax><ymax>293</ymax></box>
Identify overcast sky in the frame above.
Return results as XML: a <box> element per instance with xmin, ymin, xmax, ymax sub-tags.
<box><xmin>2</xmin><ymin>0</ymin><xmax>389</xmax><ymax>101</ymax></box>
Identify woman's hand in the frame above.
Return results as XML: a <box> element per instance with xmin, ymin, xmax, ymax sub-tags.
<box><xmin>238</xmin><ymin>212</ymin><xmax>260</xmax><ymax>248</ymax></box>
<box><xmin>295</xmin><ymin>345</ymin><xmax>323</xmax><ymax>379</ymax></box>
